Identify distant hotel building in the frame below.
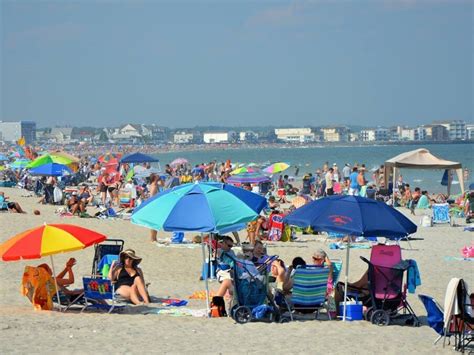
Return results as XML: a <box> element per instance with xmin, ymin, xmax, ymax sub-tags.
<box><xmin>274</xmin><ymin>128</ymin><xmax>315</xmax><ymax>143</ymax></box>
<box><xmin>320</xmin><ymin>127</ymin><xmax>349</xmax><ymax>142</ymax></box>
<box><xmin>203</xmin><ymin>131</ymin><xmax>237</xmax><ymax>144</ymax></box>
<box><xmin>435</xmin><ymin>120</ymin><xmax>467</xmax><ymax>140</ymax></box>
<box><xmin>0</xmin><ymin>121</ymin><xmax>36</xmax><ymax>144</ymax></box>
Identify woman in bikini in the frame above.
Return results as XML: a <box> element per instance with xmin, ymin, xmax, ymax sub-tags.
<box><xmin>108</xmin><ymin>249</ymin><xmax>150</xmax><ymax>305</ymax></box>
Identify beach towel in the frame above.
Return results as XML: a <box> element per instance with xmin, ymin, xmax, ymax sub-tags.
<box><xmin>407</xmin><ymin>259</ymin><xmax>421</xmax><ymax>294</ymax></box>
<box><xmin>189</xmin><ymin>290</ymin><xmax>216</xmax><ymax>300</ymax></box>
<box><xmin>21</xmin><ymin>266</ymin><xmax>57</xmax><ymax>311</ymax></box>
<box><xmin>268</xmin><ymin>213</ymin><xmax>284</xmax><ymax>241</ymax></box>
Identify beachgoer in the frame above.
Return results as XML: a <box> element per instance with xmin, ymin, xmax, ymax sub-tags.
<box><xmin>325</xmin><ymin>168</ymin><xmax>334</xmax><ymax>196</ymax></box>
<box><xmin>38</xmin><ymin>258</ymin><xmax>83</xmax><ymax>297</ymax></box>
<box><xmin>67</xmin><ymin>191</ymin><xmax>85</xmax><ymax>215</ymax></box>
<box><xmin>282</xmin><ymin>257</ymin><xmax>307</xmax><ymax>294</ymax></box>
<box><xmin>109</xmin><ymin>249</ymin><xmax>150</xmax><ymax>305</ymax></box>
<box><xmin>349</xmin><ymin>167</ymin><xmax>359</xmax><ymax>196</ymax></box>
<box><xmin>342</xmin><ymin>163</ymin><xmax>351</xmax><ymax>187</ymax></box>
<box><xmin>149</xmin><ymin>174</ymin><xmax>160</xmax><ymax>242</ymax></box>
<box><xmin>0</xmin><ymin>191</ymin><xmax>26</xmax><ymax>213</ymax></box>
<box><xmin>357</xmin><ymin>168</ymin><xmax>367</xmax><ymax>197</ymax></box>
<box><xmin>270</xmin><ymin>259</ymin><xmax>287</xmax><ymax>290</ymax></box>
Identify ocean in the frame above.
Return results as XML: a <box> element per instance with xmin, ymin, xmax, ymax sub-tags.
<box><xmin>156</xmin><ymin>143</ymin><xmax>473</xmax><ymax>194</ymax></box>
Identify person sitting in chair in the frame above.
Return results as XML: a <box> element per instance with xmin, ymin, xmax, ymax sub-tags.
<box><xmin>108</xmin><ymin>249</ymin><xmax>150</xmax><ymax>305</ymax></box>
<box><xmin>38</xmin><ymin>258</ymin><xmax>83</xmax><ymax>299</ymax></box>
<box><xmin>0</xmin><ymin>191</ymin><xmax>26</xmax><ymax>213</ymax></box>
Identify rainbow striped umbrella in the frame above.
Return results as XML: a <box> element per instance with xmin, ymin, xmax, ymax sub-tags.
<box><xmin>263</xmin><ymin>162</ymin><xmax>290</xmax><ymax>174</ymax></box>
<box><xmin>0</xmin><ymin>224</ymin><xmax>107</xmax><ymax>309</ymax></box>
<box><xmin>230</xmin><ymin>166</ymin><xmax>258</xmax><ymax>175</ymax></box>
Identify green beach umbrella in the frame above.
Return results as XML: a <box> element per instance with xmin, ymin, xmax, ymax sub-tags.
<box><xmin>27</xmin><ymin>154</ymin><xmax>73</xmax><ymax>169</ymax></box>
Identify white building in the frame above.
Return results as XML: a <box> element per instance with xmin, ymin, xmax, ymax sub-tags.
<box><xmin>203</xmin><ymin>132</ymin><xmax>233</xmax><ymax>144</ymax></box>
<box><xmin>466</xmin><ymin>124</ymin><xmax>474</xmax><ymax>140</ymax></box>
<box><xmin>359</xmin><ymin>129</ymin><xmax>376</xmax><ymax>142</ymax></box>
<box><xmin>174</xmin><ymin>132</ymin><xmax>194</xmax><ymax>144</ymax></box>
<box><xmin>239</xmin><ymin>131</ymin><xmax>259</xmax><ymax>142</ymax></box>
<box><xmin>274</xmin><ymin>128</ymin><xmax>315</xmax><ymax>143</ymax></box>
<box><xmin>436</xmin><ymin>120</ymin><xmax>467</xmax><ymax>140</ymax></box>
<box><xmin>397</xmin><ymin>126</ymin><xmax>416</xmax><ymax>141</ymax></box>
<box><xmin>50</xmin><ymin>127</ymin><xmax>74</xmax><ymax>143</ymax></box>
<box><xmin>0</xmin><ymin>121</ymin><xmax>36</xmax><ymax>144</ymax></box>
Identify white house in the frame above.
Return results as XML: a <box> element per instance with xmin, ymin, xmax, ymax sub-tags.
<box><xmin>359</xmin><ymin>129</ymin><xmax>376</xmax><ymax>142</ymax></box>
<box><xmin>274</xmin><ymin>128</ymin><xmax>315</xmax><ymax>143</ymax></box>
<box><xmin>320</xmin><ymin>127</ymin><xmax>349</xmax><ymax>142</ymax></box>
<box><xmin>203</xmin><ymin>132</ymin><xmax>231</xmax><ymax>144</ymax></box>
<box><xmin>174</xmin><ymin>132</ymin><xmax>194</xmax><ymax>144</ymax></box>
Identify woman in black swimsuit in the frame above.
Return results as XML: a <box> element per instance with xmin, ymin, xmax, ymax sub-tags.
<box><xmin>108</xmin><ymin>249</ymin><xmax>150</xmax><ymax>305</ymax></box>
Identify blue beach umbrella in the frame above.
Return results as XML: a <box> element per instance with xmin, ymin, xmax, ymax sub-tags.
<box><xmin>131</xmin><ymin>182</ymin><xmax>267</xmax><ymax>314</ymax></box>
<box><xmin>29</xmin><ymin>163</ymin><xmax>72</xmax><ymax>177</ymax></box>
<box><xmin>283</xmin><ymin>195</ymin><xmax>417</xmax><ymax>321</ymax></box>
<box><xmin>284</xmin><ymin>195</ymin><xmax>417</xmax><ymax>238</ymax></box>
<box><xmin>120</xmin><ymin>152</ymin><xmax>159</xmax><ymax>164</ymax></box>
<box><xmin>132</xmin><ymin>182</ymin><xmax>267</xmax><ymax>233</ymax></box>
<box><xmin>0</xmin><ymin>154</ymin><xmax>8</xmax><ymax>161</ymax></box>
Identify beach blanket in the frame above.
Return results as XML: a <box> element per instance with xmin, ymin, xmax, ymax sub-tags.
<box><xmin>144</xmin><ymin>307</ymin><xmax>207</xmax><ymax>317</ymax></box>
<box><xmin>329</xmin><ymin>243</ymin><xmax>371</xmax><ymax>250</ymax></box>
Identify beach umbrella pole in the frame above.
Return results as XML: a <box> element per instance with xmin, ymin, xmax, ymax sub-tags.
<box><xmin>50</xmin><ymin>255</ymin><xmax>63</xmax><ymax>312</ymax></box>
<box><xmin>201</xmin><ymin>234</ymin><xmax>211</xmax><ymax>318</ymax></box>
<box><xmin>343</xmin><ymin>240</ymin><xmax>350</xmax><ymax>322</ymax></box>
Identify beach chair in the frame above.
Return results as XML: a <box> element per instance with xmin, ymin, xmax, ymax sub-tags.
<box><xmin>443</xmin><ymin>278</ymin><xmax>474</xmax><ymax>352</ymax></box>
<box><xmin>418</xmin><ymin>294</ymin><xmax>454</xmax><ymax>345</ymax></box>
<box><xmin>81</xmin><ymin>277</ymin><xmax>125</xmax><ymax>313</ymax></box>
<box><xmin>289</xmin><ymin>265</ymin><xmax>331</xmax><ymax>319</ymax></box>
<box><xmin>361</xmin><ymin>244</ymin><xmax>419</xmax><ymax>326</ymax></box>
<box><xmin>91</xmin><ymin>239</ymin><xmax>124</xmax><ymax>276</ymax></box>
<box><xmin>432</xmin><ymin>203</ymin><xmax>453</xmax><ymax>226</ymax></box>
<box><xmin>0</xmin><ymin>195</ymin><xmax>9</xmax><ymax>212</ymax></box>
<box><xmin>118</xmin><ymin>189</ymin><xmax>134</xmax><ymax>208</ymax></box>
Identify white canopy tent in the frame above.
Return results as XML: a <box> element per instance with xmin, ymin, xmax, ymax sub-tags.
<box><xmin>384</xmin><ymin>148</ymin><xmax>464</xmax><ymax>200</ymax></box>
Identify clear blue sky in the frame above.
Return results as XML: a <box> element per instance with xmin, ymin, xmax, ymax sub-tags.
<box><xmin>1</xmin><ymin>0</ymin><xmax>472</xmax><ymax>128</ymax></box>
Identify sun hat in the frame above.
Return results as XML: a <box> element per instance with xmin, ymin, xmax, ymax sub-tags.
<box><xmin>120</xmin><ymin>249</ymin><xmax>142</xmax><ymax>264</ymax></box>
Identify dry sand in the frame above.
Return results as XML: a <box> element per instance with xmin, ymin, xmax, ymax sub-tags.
<box><xmin>0</xmin><ymin>187</ymin><xmax>472</xmax><ymax>354</ymax></box>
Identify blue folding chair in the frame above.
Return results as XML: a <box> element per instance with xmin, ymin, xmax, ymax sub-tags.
<box><xmin>81</xmin><ymin>277</ymin><xmax>125</xmax><ymax>313</ymax></box>
<box><xmin>418</xmin><ymin>294</ymin><xmax>453</xmax><ymax>345</ymax></box>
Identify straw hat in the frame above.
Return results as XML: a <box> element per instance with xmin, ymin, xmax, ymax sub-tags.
<box><xmin>119</xmin><ymin>249</ymin><xmax>142</xmax><ymax>264</ymax></box>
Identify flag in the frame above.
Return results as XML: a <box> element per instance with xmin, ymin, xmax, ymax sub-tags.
<box><xmin>17</xmin><ymin>137</ymin><xmax>25</xmax><ymax>146</ymax></box>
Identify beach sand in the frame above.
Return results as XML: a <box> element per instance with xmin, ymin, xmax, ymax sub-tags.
<box><xmin>0</xmin><ymin>187</ymin><xmax>472</xmax><ymax>354</ymax></box>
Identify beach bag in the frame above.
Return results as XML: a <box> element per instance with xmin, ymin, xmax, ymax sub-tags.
<box><xmin>53</xmin><ymin>187</ymin><xmax>63</xmax><ymax>204</ymax></box>
<box><xmin>280</xmin><ymin>225</ymin><xmax>293</xmax><ymax>242</ymax></box>
<box><xmin>209</xmin><ymin>296</ymin><xmax>226</xmax><ymax>317</ymax></box>
<box><xmin>171</xmin><ymin>232</ymin><xmax>184</xmax><ymax>244</ymax></box>
<box><xmin>421</xmin><ymin>215</ymin><xmax>432</xmax><ymax>227</ymax></box>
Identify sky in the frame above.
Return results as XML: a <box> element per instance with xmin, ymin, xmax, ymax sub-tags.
<box><xmin>1</xmin><ymin>0</ymin><xmax>472</xmax><ymax>128</ymax></box>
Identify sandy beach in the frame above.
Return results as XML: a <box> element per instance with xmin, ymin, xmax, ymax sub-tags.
<box><xmin>0</xmin><ymin>187</ymin><xmax>472</xmax><ymax>354</ymax></box>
